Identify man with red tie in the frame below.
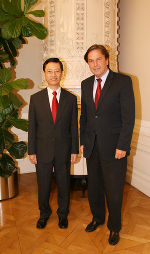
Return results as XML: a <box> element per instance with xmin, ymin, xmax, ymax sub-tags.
<box><xmin>28</xmin><ymin>58</ymin><xmax>79</xmax><ymax>229</ymax></box>
<box><xmin>80</xmin><ymin>45</ymin><xmax>135</xmax><ymax>245</ymax></box>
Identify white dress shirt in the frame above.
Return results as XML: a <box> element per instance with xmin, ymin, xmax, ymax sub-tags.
<box><xmin>47</xmin><ymin>87</ymin><xmax>61</xmax><ymax>110</ymax></box>
<box><xmin>93</xmin><ymin>69</ymin><xmax>110</xmax><ymax>101</ymax></box>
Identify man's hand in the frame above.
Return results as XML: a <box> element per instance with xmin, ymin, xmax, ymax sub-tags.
<box><xmin>29</xmin><ymin>154</ymin><xmax>37</xmax><ymax>164</ymax></box>
<box><xmin>80</xmin><ymin>145</ymin><xmax>84</xmax><ymax>154</ymax></box>
<box><xmin>71</xmin><ymin>154</ymin><xmax>78</xmax><ymax>163</ymax></box>
<box><xmin>115</xmin><ymin>149</ymin><xmax>126</xmax><ymax>159</ymax></box>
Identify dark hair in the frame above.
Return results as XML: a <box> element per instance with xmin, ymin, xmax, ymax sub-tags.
<box><xmin>84</xmin><ymin>44</ymin><xmax>109</xmax><ymax>63</ymax></box>
<box><xmin>43</xmin><ymin>58</ymin><xmax>63</xmax><ymax>71</ymax></box>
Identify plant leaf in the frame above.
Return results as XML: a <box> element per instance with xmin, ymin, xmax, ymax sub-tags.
<box><xmin>0</xmin><ymin>100</ymin><xmax>3</xmax><ymax>111</ymax></box>
<box><xmin>0</xmin><ymin>38</ymin><xmax>16</xmax><ymax>66</ymax></box>
<box><xmin>8</xmin><ymin>40</ymin><xmax>17</xmax><ymax>57</ymax></box>
<box><xmin>11</xmin><ymin>0</ymin><xmax>22</xmax><ymax>13</ymax></box>
<box><xmin>24</xmin><ymin>0</ymin><xmax>38</xmax><ymax>13</ymax></box>
<box><xmin>0</xmin><ymin>128</ymin><xmax>5</xmax><ymax>153</ymax></box>
<box><xmin>0</xmin><ymin>50</ymin><xmax>9</xmax><ymax>63</ymax></box>
<box><xmin>0</xmin><ymin>84</ymin><xmax>13</xmax><ymax>96</ymax></box>
<box><xmin>19</xmin><ymin>35</ymin><xmax>26</xmax><ymax>44</ymax></box>
<box><xmin>0</xmin><ymin>104</ymin><xmax>13</xmax><ymax>117</ymax></box>
<box><xmin>1</xmin><ymin>105</ymin><xmax>17</xmax><ymax>129</ymax></box>
<box><xmin>0</xmin><ymin>153</ymin><xmax>15</xmax><ymax>177</ymax></box>
<box><xmin>2</xmin><ymin>129</ymin><xmax>15</xmax><ymax>149</ymax></box>
<box><xmin>0</xmin><ymin>0</ymin><xmax>22</xmax><ymax>16</ymax></box>
<box><xmin>11</xmin><ymin>38</ymin><xmax>22</xmax><ymax>49</ymax></box>
<box><xmin>8</xmin><ymin>141</ymin><xmax>27</xmax><ymax>159</ymax></box>
<box><xmin>27</xmin><ymin>19</ymin><xmax>47</xmax><ymax>39</ymax></box>
<box><xmin>7</xmin><ymin>18</ymin><xmax>23</xmax><ymax>38</ymax></box>
<box><xmin>7</xmin><ymin>116</ymin><xmax>28</xmax><ymax>131</ymax></box>
<box><xmin>1</xmin><ymin>23</ymin><xmax>12</xmax><ymax>39</ymax></box>
<box><xmin>28</xmin><ymin>10</ymin><xmax>45</xmax><ymax>17</ymax></box>
<box><xmin>0</xmin><ymin>69</ymin><xmax>14</xmax><ymax>95</ymax></box>
<box><xmin>21</xmin><ymin>25</ymin><xmax>33</xmax><ymax>37</ymax></box>
<box><xmin>0</xmin><ymin>95</ymin><xmax>10</xmax><ymax>108</ymax></box>
<box><xmin>9</xmin><ymin>93</ymin><xmax>23</xmax><ymax>108</ymax></box>
<box><xmin>9</xmin><ymin>78</ymin><xmax>29</xmax><ymax>90</ymax></box>
<box><xmin>0</xmin><ymin>68</ymin><xmax>12</xmax><ymax>84</ymax></box>
<box><xmin>0</xmin><ymin>8</ymin><xmax>11</xmax><ymax>25</ymax></box>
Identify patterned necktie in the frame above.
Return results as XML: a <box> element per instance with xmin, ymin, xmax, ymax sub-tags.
<box><xmin>52</xmin><ymin>91</ymin><xmax>58</xmax><ymax>123</ymax></box>
<box><xmin>95</xmin><ymin>78</ymin><xmax>102</xmax><ymax>109</ymax></box>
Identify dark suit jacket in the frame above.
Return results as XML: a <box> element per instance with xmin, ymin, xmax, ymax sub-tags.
<box><xmin>28</xmin><ymin>88</ymin><xmax>79</xmax><ymax>163</ymax></box>
<box><xmin>80</xmin><ymin>69</ymin><xmax>135</xmax><ymax>160</ymax></box>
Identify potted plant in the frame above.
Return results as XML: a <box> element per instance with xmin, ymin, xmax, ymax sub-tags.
<box><xmin>0</xmin><ymin>0</ymin><xmax>47</xmax><ymax>200</ymax></box>
<box><xmin>0</xmin><ymin>67</ymin><xmax>29</xmax><ymax>199</ymax></box>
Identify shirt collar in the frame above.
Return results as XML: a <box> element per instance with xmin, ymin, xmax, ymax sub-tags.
<box><xmin>47</xmin><ymin>86</ymin><xmax>61</xmax><ymax>95</ymax></box>
<box><xmin>94</xmin><ymin>69</ymin><xmax>109</xmax><ymax>82</ymax></box>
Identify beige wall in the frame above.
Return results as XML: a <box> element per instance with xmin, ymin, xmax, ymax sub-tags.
<box><xmin>15</xmin><ymin>0</ymin><xmax>44</xmax><ymax>115</ymax></box>
<box><xmin>15</xmin><ymin>37</ymin><xmax>43</xmax><ymax>114</ymax></box>
<box><xmin>119</xmin><ymin>0</ymin><xmax>150</xmax><ymax>197</ymax></box>
<box><xmin>118</xmin><ymin>0</ymin><xmax>150</xmax><ymax>121</ymax></box>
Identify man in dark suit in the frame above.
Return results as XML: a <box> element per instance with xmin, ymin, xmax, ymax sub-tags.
<box><xmin>80</xmin><ymin>45</ymin><xmax>135</xmax><ymax>245</ymax></box>
<box><xmin>28</xmin><ymin>58</ymin><xmax>79</xmax><ymax>229</ymax></box>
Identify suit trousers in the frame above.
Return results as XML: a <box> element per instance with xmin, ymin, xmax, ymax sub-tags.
<box><xmin>36</xmin><ymin>158</ymin><xmax>71</xmax><ymax>219</ymax></box>
<box><xmin>86</xmin><ymin>136</ymin><xmax>127</xmax><ymax>232</ymax></box>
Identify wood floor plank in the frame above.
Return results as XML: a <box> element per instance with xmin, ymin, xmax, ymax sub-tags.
<box><xmin>0</xmin><ymin>173</ymin><xmax>150</xmax><ymax>254</ymax></box>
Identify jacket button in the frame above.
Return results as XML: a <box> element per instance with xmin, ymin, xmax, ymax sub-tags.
<box><xmin>95</xmin><ymin>115</ymin><xmax>98</xmax><ymax>118</ymax></box>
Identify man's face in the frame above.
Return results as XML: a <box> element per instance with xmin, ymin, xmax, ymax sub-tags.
<box><xmin>44</xmin><ymin>62</ymin><xmax>62</xmax><ymax>89</ymax></box>
<box><xmin>87</xmin><ymin>49</ymin><xmax>108</xmax><ymax>78</ymax></box>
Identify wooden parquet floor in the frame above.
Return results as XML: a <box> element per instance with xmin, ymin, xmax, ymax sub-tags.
<box><xmin>0</xmin><ymin>173</ymin><xmax>150</xmax><ymax>254</ymax></box>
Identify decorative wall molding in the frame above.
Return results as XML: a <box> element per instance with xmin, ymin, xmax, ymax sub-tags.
<box><xmin>104</xmin><ymin>0</ymin><xmax>119</xmax><ymax>71</ymax></box>
<box><xmin>43</xmin><ymin>0</ymin><xmax>56</xmax><ymax>58</ymax></box>
<box><xmin>75</xmin><ymin>0</ymin><xmax>86</xmax><ymax>54</ymax></box>
<box><xmin>41</xmin><ymin>0</ymin><xmax>119</xmax><ymax>89</ymax></box>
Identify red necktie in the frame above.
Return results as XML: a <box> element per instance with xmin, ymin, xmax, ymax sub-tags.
<box><xmin>95</xmin><ymin>78</ymin><xmax>102</xmax><ymax>109</ymax></box>
<box><xmin>52</xmin><ymin>91</ymin><xmax>58</xmax><ymax>123</ymax></box>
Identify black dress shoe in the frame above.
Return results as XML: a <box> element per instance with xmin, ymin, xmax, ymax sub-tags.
<box><xmin>108</xmin><ymin>231</ymin><xmax>120</xmax><ymax>245</ymax></box>
<box><xmin>36</xmin><ymin>217</ymin><xmax>49</xmax><ymax>229</ymax></box>
<box><xmin>58</xmin><ymin>217</ymin><xmax>68</xmax><ymax>229</ymax></box>
<box><xmin>85</xmin><ymin>219</ymin><xmax>104</xmax><ymax>232</ymax></box>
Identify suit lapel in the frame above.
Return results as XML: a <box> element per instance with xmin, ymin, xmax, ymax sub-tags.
<box><xmin>55</xmin><ymin>88</ymin><xmax>66</xmax><ymax>124</ymax></box>
<box><xmin>42</xmin><ymin>88</ymin><xmax>54</xmax><ymax>123</ymax></box>
<box><xmin>87</xmin><ymin>76</ymin><xmax>96</xmax><ymax>114</ymax></box>
<box><xmin>97</xmin><ymin>70</ymin><xmax>114</xmax><ymax>109</ymax></box>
